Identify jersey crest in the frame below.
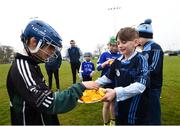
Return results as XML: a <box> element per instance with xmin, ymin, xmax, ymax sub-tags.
<box><xmin>115</xmin><ymin>69</ymin><xmax>120</xmax><ymax>77</ymax></box>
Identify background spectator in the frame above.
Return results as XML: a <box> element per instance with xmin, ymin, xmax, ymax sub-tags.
<box><xmin>45</xmin><ymin>50</ymin><xmax>62</xmax><ymax>91</ymax></box>
<box><xmin>66</xmin><ymin>40</ymin><xmax>82</xmax><ymax>83</ymax></box>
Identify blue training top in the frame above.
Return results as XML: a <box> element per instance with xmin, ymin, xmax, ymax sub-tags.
<box><xmin>141</xmin><ymin>40</ymin><xmax>164</xmax><ymax>89</ymax></box>
<box><xmin>80</xmin><ymin>61</ymin><xmax>95</xmax><ymax>77</ymax></box>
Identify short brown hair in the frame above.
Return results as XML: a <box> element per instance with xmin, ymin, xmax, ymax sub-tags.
<box><xmin>116</xmin><ymin>27</ymin><xmax>139</xmax><ymax>41</ymax></box>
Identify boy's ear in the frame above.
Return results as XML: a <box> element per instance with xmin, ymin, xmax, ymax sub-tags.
<box><xmin>28</xmin><ymin>37</ymin><xmax>37</xmax><ymax>48</ymax></box>
<box><xmin>134</xmin><ymin>39</ymin><xmax>139</xmax><ymax>47</ymax></box>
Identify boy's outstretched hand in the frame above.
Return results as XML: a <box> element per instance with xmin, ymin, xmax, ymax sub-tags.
<box><xmin>102</xmin><ymin>88</ymin><xmax>116</xmax><ymax>102</ymax></box>
<box><xmin>81</xmin><ymin>81</ymin><xmax>99</xmax><ymax>90</ymax></box>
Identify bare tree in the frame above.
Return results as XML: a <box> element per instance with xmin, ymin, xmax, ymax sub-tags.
<box><xmin>0</xmin><ymin>45</ymin><xmax>15</xmax><ymax>64</ymax></box>
<box><xmin>93</xmin><ymin>43</ymin><xmax>105</xmax><ymax>58</ymax></box>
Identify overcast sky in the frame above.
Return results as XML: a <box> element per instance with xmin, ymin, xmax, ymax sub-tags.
<box><xmin>0</xmin><ymin>0</ymin><xmax>179</xmax><ymax>54</ymax></box>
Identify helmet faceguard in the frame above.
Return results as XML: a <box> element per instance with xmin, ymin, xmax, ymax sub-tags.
<box><xmin>32</xmin><ymin>41</ymin><xmax>61</xmax><ymax>63</ymax></box>
<box><xmin>21</xmin><ymin>20</ymin><xmax>62</xmax><ymax>63</ymax></box>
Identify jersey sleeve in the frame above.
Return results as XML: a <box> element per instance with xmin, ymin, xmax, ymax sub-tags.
<box><xmin>14</xmin><ymin>59</ymin><xmax>54</xmax><ymax>112</ymax></box>
<box><xmin>14</xmin><ymin>59</ymin><xmax>86</xmax><ymax>114</ymax></box>
<box><xmin>79</xmin><ymin>62</ymin><xmax>83</xmax><ymax>78</ymax></box>
<box><xmin>97</xmin><ymin>52</ymin><xmax>106</xmax><ymax>71</ymax></box>
<box><xmin>135</xmin><ymin>55</ymin><xmax>150</xmax><ymax>86</ymax></box>
<box><xmin>47</xmin><ymin>83</ymin><xmax>86</xmax><ymax>114</ymax></box>
<box><xmin>114</xmin><ymin>82</ymin><xmax>146</xmax><ymax>101</ymax></box>
<box><xmin>149</xmin><ymin>47</ymin><xmax>164</xmax><ymax>75</ymax></box>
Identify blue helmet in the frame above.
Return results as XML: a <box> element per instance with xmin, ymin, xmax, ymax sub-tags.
<box><xmin>84</xmin><ymin>52</ymin><xmax>92</xmax><ymax>57</ymax></box>
<box><xmin>21</xmin><ymin>20</ymin><xmax>62</xmax><ymax>63</ymax></box>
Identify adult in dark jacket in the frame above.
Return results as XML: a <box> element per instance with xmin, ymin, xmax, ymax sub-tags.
<box><xmin>45</xmin><ymin>50</ymin><xmax>62</xmax><ymax>91</ymax></box>
<box><xmin>6</xmin><ymin>20</ymin><xmax>98</xmax><ymax>125</ymax></box>
<box><xmin>66</xmin><ymin>40</ymin><xmax>82</xmax><ymax>83</ymax></box>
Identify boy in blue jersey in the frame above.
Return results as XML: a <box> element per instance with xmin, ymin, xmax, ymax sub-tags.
<box><xmin>85</xmin><ymin>27</ymin><xmax>150</xmax><ymax>124</ymax></box>
<box><xmin>137</xmin><ymin>19</ymin><xmax>164</xmax><ymax>124</ymax></box>
<box><xmin>97</xmin><ymin>36</ymin><xmax>121</xmax><ymax>125</ymax></box>
<box><xmin>79</xmin><ymin>52</ymin><xmax>95</xmax><ymax>81</ymax></box>
<box><xmin>97</xmin><ymin>36</ymin><xmax>121</xmax><ymax>77</ymax></box>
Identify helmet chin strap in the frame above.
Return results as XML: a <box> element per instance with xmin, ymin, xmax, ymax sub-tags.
<box><xmin>23</xmin><ymin>40</ymin><xmax>32</xmax><ymax>57</ymax></box>
<box><xmin>28</xmin><ymin>40</ymin><xmax>43</xmax><ymax>53</ymax></box>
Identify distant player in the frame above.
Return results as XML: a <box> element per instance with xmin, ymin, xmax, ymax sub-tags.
<box><xmin>79</xmin><ymin>52</ymin><xmax>95</xmax><ymax>81</ymax></box>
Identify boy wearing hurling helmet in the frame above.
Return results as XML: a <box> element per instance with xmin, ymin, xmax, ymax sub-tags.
<box><xmin>6</xmin><ymin>20</ymin><xmax>98</xmax><ymax>125</ymax></box>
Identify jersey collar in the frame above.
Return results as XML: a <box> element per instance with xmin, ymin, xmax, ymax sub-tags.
<box><xmin>118</xmin><ymin>51</ymin><xmax>137</xmax><ymax>61</ymax></box>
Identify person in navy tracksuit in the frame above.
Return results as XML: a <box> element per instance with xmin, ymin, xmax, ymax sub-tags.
<box><xmin>45</xmin><ymin>50</ymin><xmax>62</xmax><ymax>91</ymax></box>
<box><xmin>79</xmin><ymin>52</ymin><xmax>95</xmax><ymax>81</ymax></box>
<box><xmin>137</xmin><ymin>19</ymin><xmax>164</xmax><ymax>124</ymax></box>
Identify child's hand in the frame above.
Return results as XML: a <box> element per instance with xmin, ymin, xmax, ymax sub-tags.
<box><xmin>81</xmin><ymin>81</ymin><xmax>99</xmax><ymax>90</ymax></box>
<box><xmin>90</xmin><ymin>71</ymin><xmax>95</xmax><ymax>77</ymax></box>
<box><xmin>101</xmin><ymin>88</ymin><xmax>116</xmax><ymax>102</ymax></box>
<box><xmin>104</xmin><ymin>59</ymin><xmax>114</xmax><ymax>65</ymax></box>
<box><xmin>108</xmin><ymin>59</ymin><xmax>115</xmax><ymax>65</ymax></box>
<box><xmin>101</xmin><ymin>59</ymin><xmax>114</xmax><ymax>68</ymax></box>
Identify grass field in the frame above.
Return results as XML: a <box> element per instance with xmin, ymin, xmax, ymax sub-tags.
<box><xmin>0</xmin><ymin>56</ymin><xmax>180</xmax><ymax>125</ymax></box>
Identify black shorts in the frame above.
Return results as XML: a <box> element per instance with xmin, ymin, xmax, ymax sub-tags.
<box><xmin>82</xmin><ymin>76</ymin><xmax>92</xmax><ymax>81</ymax></box>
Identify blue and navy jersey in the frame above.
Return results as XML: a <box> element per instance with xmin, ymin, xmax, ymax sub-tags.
<box><xmin>106</xmin><ymin>52</ymin><xmax>150</xmax><ymax>124</ymax></box>
<box><xmin>80</xmin><ymin>61</ymin><xmax>95</xmax><ymax>77</ymax></box>
<box><xmin>141</xmin><ymin>40</ymin><xmax>164</xmax><ymax>89</ymax></box>
<box><xmin>97</xmin><ymin>51</ymin><xmax>121</xmax><ymax>76</ymax></box>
